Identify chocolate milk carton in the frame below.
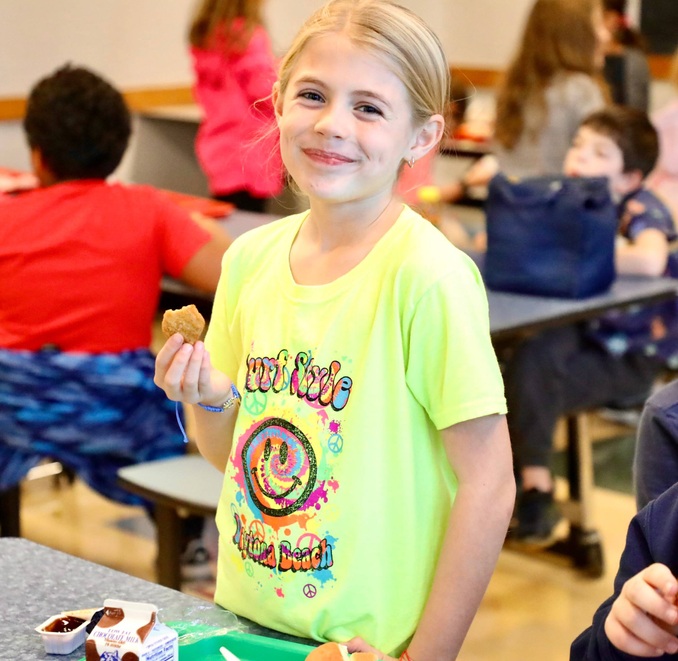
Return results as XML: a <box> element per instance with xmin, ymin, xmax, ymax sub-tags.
<box><xmin>85</xmin><ymin>599</ymin><xmax>178</xmax><ymax>661</ymax></box>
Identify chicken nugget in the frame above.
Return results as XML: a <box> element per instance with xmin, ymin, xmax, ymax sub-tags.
<box><xmin>161</xmin><ymin>304</ymin><xmax>205</xmax><ymax>344</ymax></box>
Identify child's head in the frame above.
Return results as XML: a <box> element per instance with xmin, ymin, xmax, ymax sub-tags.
<box><xmin>602</xmin><ymin>0</ymin><xmax>645</xmax><ymax>49</ymax></box>
<box><xmin>495</xmin><ymin>0</ymin><xmax>608</xmax><ymax>149</ymax></box>
<box><xmin>23</xmin><ymin>65</ymin><xmax>131</xmax><ymax>183</ymax></box>
<box><xmin>523</xmin><ymin>0</ymin><xmax>607</xmax><ymax>70</ymax></box>
<box><xmin>272</xmin><ymin>0</ymin><xmax>448</xmax><ymax>202</ymax></box>
<box><xmin>564</xmin><ymin>106</ymin><xmax>659</xmax><ymax>196</ymax></box>
<box><xmin>188</xmin><ymin>0</ymin><xmax>265</xmax><ymax>49</ymax></box>
<box><xmin>277</xmin><ymin>0</ymin><xmax>449</xmax><ymax>127</ymax></box>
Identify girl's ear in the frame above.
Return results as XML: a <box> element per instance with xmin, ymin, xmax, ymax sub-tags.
<box><xmin>407</xmin><ymin>114</ymin><xmax>445</xmax><ymax>164</ymax></box>
<box><xmin>272</xmin><ymin>82</ymin><xmax>283</xmax><ymax>124</ymax></box>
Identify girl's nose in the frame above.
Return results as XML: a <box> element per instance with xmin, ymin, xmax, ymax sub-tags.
<box><xmin>314</xmin><ymin>103</ymin><xmax>348</xmax><ymax>139</ymax></box>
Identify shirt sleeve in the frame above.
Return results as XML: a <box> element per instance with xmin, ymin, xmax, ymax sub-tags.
<box><xmin>624</xmin><ymin>191</ymin><xmax>676</xmax><ymax>242</ymax></box>
<box><xmin>150</xmin><ymin>188</ymin><xmax>213</xmax><ymax>278</ymax></box>
<box><xmin>570</xmin><ymin>506</ymin><xmax>656</xmax><ymax>660</ymax></box>
<box><xmin>405</xmin><ymin>256</ymin><xmax>507</xmax><ymax>430</ymax></box>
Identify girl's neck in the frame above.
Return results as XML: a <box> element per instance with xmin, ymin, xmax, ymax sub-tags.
<box><xmin>289</xmin><ymin>196</ymin><xmax>403</xmax><ymax>286</ymax></box>
<box><xmin>302</xmin><ymin>195</ymin><xmax>401</xmax><ymax>252</ymax></box>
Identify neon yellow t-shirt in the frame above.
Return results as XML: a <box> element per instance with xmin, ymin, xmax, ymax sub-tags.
<box><xmin>205</xmin><ymin>206</ymin><xmax>506</xmax><ymax>655</ymax></box>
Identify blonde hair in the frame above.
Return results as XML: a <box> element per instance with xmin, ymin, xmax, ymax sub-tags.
<box><xmin>188</xmin><ymin>0</ymin><xmax>263</xmax><ymax>51</ymax></box>
<box><xmin>495</xmin><ymin>0</ymin><xmax>605</xmax><ymax>149</ymax></box>
<box><xmin>277</xmin><ymin>0</ymin><xmax>449</xmax><ymax>127</ymax></box>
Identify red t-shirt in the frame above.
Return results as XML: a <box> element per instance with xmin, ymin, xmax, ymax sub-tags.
<box><xmin>0</xmin><ymin>180</ymin><xmax>212</xmax><ymax>352</ymax></box>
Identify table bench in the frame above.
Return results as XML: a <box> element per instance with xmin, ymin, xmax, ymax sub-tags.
<box><xmin>117</xmin><ymin>454</ymin><xmax>223</xmax><ymax>589</ymax></box>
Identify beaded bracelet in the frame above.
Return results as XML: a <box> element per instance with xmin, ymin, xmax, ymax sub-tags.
<box><xmin>399</xmin><ymin>650</ymin><xmax>414</xmax><ymax>661</ymax></box>
<box><xmin>198</xmin><ymin>383</ymin><xmax>241</xmax><ymax>412</ymax></box>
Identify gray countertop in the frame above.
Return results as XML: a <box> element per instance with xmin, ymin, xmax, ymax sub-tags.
<box><xmin>0</xmin><ymin>538</ymin><xmax>312</xmax><ymax>660</ymax></box>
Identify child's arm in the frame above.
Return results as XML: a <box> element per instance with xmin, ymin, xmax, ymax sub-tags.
<box><xmin>155</xmin><ymin>335</ymin><xmax>237</xmax><ymax>472</ymax></box>
<box><xmin>404</xmin><ymin>413</ymin><xmax>515</xmax><ymax>660</ymax></box>
<box><xmin>615</xmin><ymin>226</ymin><xmax>669</xmax><ymax>277</ymax></box>
<box><xmin>604</xmin><ymin>563</ymin><xmax>678</xmax><ymax>657</ymax></box>
<box><xmin>439</xmin><ymin>155</ymin><xmax>498</xmax><ymax>204</ymax></box>
<box><xmin>346</xmin><ymin>413</ymin><xmax>514</xmax><ymax>661</ymax></box>
<box><xmin>180</xmin><ymin>215</ymin><xmax>232</xmax><ymax>293</ymax></box>
<box><xmin>571</xmin><ymin>500</ymin><xmax>678</xmax><ymax>660</ymax></box>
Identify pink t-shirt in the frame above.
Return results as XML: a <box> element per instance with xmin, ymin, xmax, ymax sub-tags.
<box><xmin>191</xmin><ymin>21</ymin><xmax>283</xmax><ymax>198</ymax></box>
<box><xmin>0</xmin><ymin>180</ymin><xmax>212</xmax><ymax>352</ymax></box>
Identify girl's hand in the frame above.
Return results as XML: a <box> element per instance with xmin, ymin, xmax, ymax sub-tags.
<box><xmin>604</xmin><ymin>563</ymin><xmax>678</xmax><ymax>656</ymax></box>
<box><xmin>345</xmin><ymin>636</ymin><xmax>397</xmax><ymax>661</ymax></box>
<box><xmin>154</xmin><ymin>333</ymin><xmax>232</xmax><ymax>407</ymax></box>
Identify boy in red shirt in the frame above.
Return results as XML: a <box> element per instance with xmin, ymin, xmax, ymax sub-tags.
<box><xmin>0</xmin><ymin>65</ymin><xmax>230</xmax><ymax>577</ymax></box>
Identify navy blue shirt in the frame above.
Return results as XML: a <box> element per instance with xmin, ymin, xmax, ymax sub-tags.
<box><xmin>586</xmin><ymin>188</ymin><xmax>677</xmax><ymax>365</ymax></box>
<box><xmin>571</xmin><ymin>481</ymin><xmax>678</xmax><ymax>660</ymax></box>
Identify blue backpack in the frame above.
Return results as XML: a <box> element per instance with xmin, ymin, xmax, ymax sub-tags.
<box><xmin>484</xmin><ymin>174</ymin><xmax>618</xmax><ymax>299</ymax></box>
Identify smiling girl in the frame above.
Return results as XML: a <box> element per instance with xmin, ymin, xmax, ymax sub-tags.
<box><xmin>154</xmin><ymin>2</ymin><xmax>514</xmax><ymax>659</ymax></box>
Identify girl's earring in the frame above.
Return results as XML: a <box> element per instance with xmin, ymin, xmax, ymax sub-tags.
<box><xmin>407</xmin><ymin>157</ymin><xmax>415</xmax><ymax>169</ymax></box>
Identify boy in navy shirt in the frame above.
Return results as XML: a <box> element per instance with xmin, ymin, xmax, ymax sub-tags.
<box><xmin>571</xmin><ymin>480</ymin><xmax>678</xmax><ymax>658</ymax></box>
<box><xmin>506</xmin><ymin>106</ymin><xmax>676</xmax><ymax>545</ymax></box>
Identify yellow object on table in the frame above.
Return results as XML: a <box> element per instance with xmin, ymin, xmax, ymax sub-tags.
<box><xmin>416</xmin><ymin>185</ymin><xmax>442</xmax><ymax>226</ymax></box>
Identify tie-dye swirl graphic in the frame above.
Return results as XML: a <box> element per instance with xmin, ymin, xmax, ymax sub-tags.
<box><xmin>242</xmin><ymin>417</ymin><xmax>317</xmax><ymax>517</ymax></box>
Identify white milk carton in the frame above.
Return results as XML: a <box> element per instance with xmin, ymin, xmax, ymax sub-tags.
<box><xmin>85</xmin><ymin>599</ymin><xmax>178</xmax><ymax>661</ymax></box>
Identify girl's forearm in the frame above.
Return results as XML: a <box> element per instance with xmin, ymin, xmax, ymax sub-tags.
<box><xmin>407</xmin><ymin>478</ymin><xmax>515</xmax><ymax>661</ymax></box>
<box><xmin>192</xmin><ymin>404</ymin><xmax>237</xmax><ymax>472</ymax></box>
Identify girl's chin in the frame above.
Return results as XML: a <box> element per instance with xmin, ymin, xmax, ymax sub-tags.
<box><xmin>298</xmin><ymin>181</ymin><xmax>357</xmax><ymax>202</ymax></box>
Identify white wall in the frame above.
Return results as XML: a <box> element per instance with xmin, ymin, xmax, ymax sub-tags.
<box><xmin>0</xmin><ymin>0</ymin><xmax>195</xmax><ymax>95</ymax></box>
<box><xmin>0</xmin><ymin>0</ymin><xmax>534</xmax><ymax>171</ymax></box>
<box><xmin>262</xmin><ymin>0</ymin><xmax>534</xmax><ymax>66</ymax></box>
<box><xmin>0</xmin><ymin>0</ymin><xmax>668</xmax><ymax>173</ymax></box>
<box><xmin>0</xmin><ymin>0</ymin><xmax>532</xmax><ymax>99</ymax></box>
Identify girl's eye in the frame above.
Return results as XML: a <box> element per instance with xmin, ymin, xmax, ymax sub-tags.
<box><xmin>299</xmin><ymin>91</ymin><xmax>324</xmax><ymax>102</ymax></box>
<box><xmin>356</xmin><ymin>104</ymin><xmax>383</xmax><ymax>116</ymax></box>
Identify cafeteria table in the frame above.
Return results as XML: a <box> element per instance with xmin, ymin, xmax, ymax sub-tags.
<box><xmin>2</xmin><ymin>537</ymin><xmax>316</xmax><ymax>661</ymax></box>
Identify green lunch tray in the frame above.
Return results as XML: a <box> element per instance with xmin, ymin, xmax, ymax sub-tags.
<box><xmin>180</xmin><ymin>630</ymin><xmax>316</xmax><ymax>660</ymax></box>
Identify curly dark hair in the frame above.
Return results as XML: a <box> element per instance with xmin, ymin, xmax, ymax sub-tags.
<box><xmin>581</xmin><ymin>105</ymin><xmax>659</xmax><ymax>177</ymax></box>
<box><xmin>23</xmin><ymin>64</ymin><xmax>131</xmax><ymax>180</ymax></box>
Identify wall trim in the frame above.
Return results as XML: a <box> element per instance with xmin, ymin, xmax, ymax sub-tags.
<box><xmin>0</xmin><ymin>85</ymin><xmax>194</xmax><ymax>122</ymax></box>
<box><xmin>0</xmin><ymin>55</ymin><xmax>672</xmax><ymax>122</ymax></box>
<box><xmin>455</xmin><ymin>54</ymin><xmax>673</xmax><ymax>88</ymax></box>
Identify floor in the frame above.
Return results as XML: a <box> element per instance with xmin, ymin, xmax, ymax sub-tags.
<box><xmin>17</xmin><ymin>412</ymin><xmax>638</xmax><ymax>661</ymax></box>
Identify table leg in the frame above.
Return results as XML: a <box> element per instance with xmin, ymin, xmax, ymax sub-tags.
<box><xmin>563</xmin><ymin>414</ymin><xmax>604</xmax><ymax>578</ymax></box>
<box><xmin>154</xmin><ymin>504</ymin><xmax>182</xmax><ymax>590</ymax></box>
<box><xmin>0</xmin><ymin>484</ymin><xmax>21</xmax><ymax>537</ymax></box>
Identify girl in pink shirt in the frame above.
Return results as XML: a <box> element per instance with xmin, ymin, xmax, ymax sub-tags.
<box><xmin>188</xmin><ymin>0</ymin><xmax>283</xmax><ymax>211</ymax></box>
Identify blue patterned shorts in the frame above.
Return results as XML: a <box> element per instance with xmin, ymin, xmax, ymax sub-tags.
<box><xmin>0</xmin><ymin>348</ymin><xmax>185</xmax><ymax>506</ymax></box>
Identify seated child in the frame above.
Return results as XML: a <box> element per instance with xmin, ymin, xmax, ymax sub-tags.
<box><xmin>570</xmin><ymin>479</ymin><xmax>678</xmax><ymax>659</ymax></box>
<box><xmin>0</xmin><ymin>65</ymin><xmax>230</xmax><ymax>564</ymax></box>
<box><xmin>634</xmin><ymin>378</ymin><xmax>678</xmax><ymax>511</ymax></box>
<box><xmin>503</xmin><ymin>106</ymin><xmax>676</xmax><ymax>545</ymax></box>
